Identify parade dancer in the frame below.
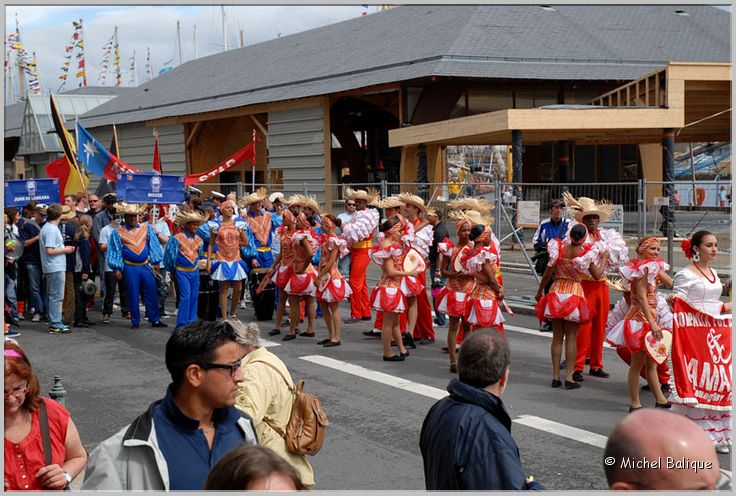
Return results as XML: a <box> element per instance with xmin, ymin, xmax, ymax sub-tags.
<box><xmin>366</xmin><ymin>197</ymin><xmax>409</xmax><ymax>340</ymax></box>
<box><xmin>436</xmin><ymin>214</ymin><xmax>475</xmax><ymax>373</ymax></box>
<box><xmin>460</xmin><ymin>224</ymin><xmax>505</xmax><ymax>332</ymax></box>
<box><xmin>398</xmin><ymin>193</ymin><xmax>434</xmax><ymax>344</ymax></box>
<box><xmin>315</xmin><ymin>214</ymin><xmax>352</xmax><ymax>347</ymax></box>
<box><xmin>106</xmin><ymin>203</ymin><xmax>167</xmax><ymax>329</ymax></box>
<box><xmin>266</xmin><ymin>209</ymin><xmax>297</xmax><ymax>336</ymax></box>
<box><xmin>562</xmin><ymin>192</ymin><xmax>628</xmax><ymax>382</ymax></box>
<box><xmin>605</xmin><ymin>236</ymin><xmax>672</xmax><ymax>411</ymax></box>
<box><xmin>605</xmin><ymin>278</ymin><xmax>672</xmax><ymax>394</ymax></box>
<box><xmin>163</xmin><ymin>209</ymin><xmax>206</xmax><ymax>329</ymax></box>
<box><xmin>369</xmin><ymin>216</ymin><xmax>419</xmax><ymax>362</ymax></box>
<box><xmin>283</xmin><ymin>212</ymin><xmax>318</xmax><ymax>341</ymax></box>
<box><xmin>206</xmin><ymin>200</ymin><xmax>249</xmax><ymax>320</ymax></box>
<box><xmin>535</xmin><ymin>224</ymin><xmax>609</xmax><ymax>390</ymax></box>
<box><xmin>240</xmin><ymin>188</ymin><xmax>280</xmax><ymax>310</ymax></box>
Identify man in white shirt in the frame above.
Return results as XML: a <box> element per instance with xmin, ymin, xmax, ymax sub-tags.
<box><xmin>336</xmin><ymin>198</ymin><xmax>356</xmax><ymax>277</ymax></box>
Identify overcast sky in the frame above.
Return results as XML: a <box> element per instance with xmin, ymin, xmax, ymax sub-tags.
<box><xmin>5</xmin><ymin>5</ymin><xmax>372</xmax><ymax>97</ymax></box>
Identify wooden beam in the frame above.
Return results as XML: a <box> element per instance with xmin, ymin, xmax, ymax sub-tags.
<box><xmin>322</xmin><ymin>96</ymin><xmax>333</xmax><ymax>214</ymax></box>
<box><xmin>249</xmin><ymin>115</ymin><xmax>267</xmax><ymax>137</ymax></box>
<box><xmin>185</xmin><ymin>121</ymin><xmax>203</xmax><ymax>149</ymax></box>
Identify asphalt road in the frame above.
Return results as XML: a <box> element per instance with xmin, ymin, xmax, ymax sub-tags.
<box><xmin>11</xmin><ymin>296</ymin><xmax>732</xmax><ymax>490</ymax></box>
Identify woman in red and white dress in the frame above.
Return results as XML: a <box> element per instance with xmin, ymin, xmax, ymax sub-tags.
<box><xmin>535</xmin><ymin>223</ymin><xmax>609</xmax><ymax>389</ymax></box>
<box><xmin>606</xmin><ymin>236</ymin><xmax>672</xmax><ymax>410</ymax></box>
<box><xmin>436</xmin><ymin>217</ymin><xmax>474</xmax><ymax>373</ymax></box>
<box><xmin>266</xmin><ymin>209</ymin><xmax>296</xmax><ymax>336</ymax></box>
<box><xmin>316</xmin><ymin>215</ymin><xmax>351</xmax><ymax>347</ymax></box>
<box><xmin>282</xmin><ymin>212</ymin><xmax>318</xmax><ymax>341</ymax></box>
<box><xmin>461</xmin><ymin>224</ymin><xmax>505</xmax><ymax>333</ymax></box>
<box><xmin>370</xmin><ymin>216</ymin><xmax>420</xmax><ymax>362</ymax></box>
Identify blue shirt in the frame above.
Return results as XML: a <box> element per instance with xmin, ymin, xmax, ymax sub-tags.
<box><xmin>19</xmin><ymin>220</ymin><xmax>42</xmax><ymax>264</ymax></box>
<box><xmin>153</xmin><ymin>386</ymin><xmax>248</xmax><ymax>490</ymax></box>
<box><xmin>106</xmin><ymin>224</ymin><xmax>163</xmax><ymax>272</ymax></box>
<box><xmin>39</xmin><ymin>222</ymin><xmax>66</xmax><ymax>274</ymax></box>
<box><xmin>533</xmin><ymin>217</ymin><xmax>570</xmax><ymax>250</ymax></box>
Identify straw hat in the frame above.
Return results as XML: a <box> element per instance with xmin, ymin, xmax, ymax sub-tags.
<box><xmin>115</xmin><ymin>202</ymin><xmax>147</xmax><ymax>216</ymax></box>
<box><xmin>345</xmin><ymin>187</ymin><xmax>380</xmax><ymax>203</ymax></box>
<box><xmin>60</xmin><ymin>205</ymin><xmax>76</xmax><ymax>221</ymax></box>
<box><xmin>449</xmin><ymin>209</ymin><xmax>493</xmax><ymax>226</ymax></box>
<box><xmin>302</xmin><ymin>196</ymin><xmax>321</xmax><ymax>215</ymax></box>
<box><xmin>448</xmin><ymin>197</ymin><xmax>495</xmax><ymax>213</ymax></box>
<box><xmin>285</xmin><ymin>194</ymin><xmax>307</xmax><ymax>207</ymax></box>
<box><xmin>606</xmin><ymin>277</ymin><xmax>630</xmax><ymax>292</ymax></box>
<box><xmin>562</xmin><ymin>192</ymin><xmax>613</xmax><ymax>223</ymax></box>
<box><xmin>174</xmin><ymin>209</ymin><xmax>207</xmax><ymax>227</ymax></box>
<box><xmin>269</xmin><ymin>192</ymin><xmax>284</xmax><ymax>204</ymax></box>
<box><xmin>240</xmin><ymin>187</ymin><xmax>269</xmax><ymax>207</ymax></box>
<box><xmin>372</xmin><ymin>196</ymin><xmax>403</xmax><ymax>209</ymax></box>
<box><xmin>398</xmin><ymin>192</ymin><xmax>427</xmax><ymax>213</ymax></box>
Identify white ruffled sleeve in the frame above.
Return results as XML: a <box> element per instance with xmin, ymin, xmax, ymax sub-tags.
<box><xmin>400</xmin><ymin>222</ymin><xmax>416</xmax><ymax>247</ymax></box>
<box><xmin>412</xmin><ymin>224</ymin><xmax>434</xmax><ymax>259</ymax></box>
<box><xmin>546</xmin><ymin>239</ymin><xmax>561</xmax><ymax>267</ymax></box>
<box><xmin>599</xmin><ymin>229</ymin><xmax>629</xmax><ymax>268</ymax></box>
<box><xmin>462</xmin><ymin>248</ymin><xmax>498</xmax><ymax>274</ymax></box>
<box><xmin>606</xmin><ymin>299</ymin><xmax>630</xmax><ymax>332</ymax></box>
<box><xmin>369</xmin><ymin>245</ymin><xmax>402</xmax><ymax>266</ymax></box>
<box><xmin>619</xmin><ymin>259</ymin><xmax>665</xmax><ymax>284</ymax></box>
<box><xmin>328</xmin><ymin>236</ymin><xmax>350</xmax><ymax>259</ymax></box>
<box><xmin>438</xmin><ymin>239</ymin><xmax>455</xmax><ymax>258</ymax></box>
<box><xmin>292</xmin><ymin>230</ymin><xmax>318</xmax><ymax>250</ymax></box>
<box><xmin>572</xmin><ymin>243</ymin><xmax>600</xmax><ymax>272</ymax></box>
<box><xmin>235</xmin><ymin>220</ymin><xmax>248</xmax><ymax>232</ymax></box>
<box><xmin>342</xmin><ymin>209</ymin><xmax>379</xmax><ymax>245</ymax></box>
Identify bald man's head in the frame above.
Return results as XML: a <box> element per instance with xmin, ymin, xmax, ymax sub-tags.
<box><xmin>604</xmin><ymin>409</ymin><xmax>719</xmax><ymax>490</ymax></box>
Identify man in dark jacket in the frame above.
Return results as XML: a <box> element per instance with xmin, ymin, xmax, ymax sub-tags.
<box><xmin>420</xmin><ymin>331</ymin><xmax>544</xmax><ymax>490</ymax></box>
<box><xmin>427</xmin><ymin>208</ymin><xmax>449</xmax><ymax>326</ymax></box>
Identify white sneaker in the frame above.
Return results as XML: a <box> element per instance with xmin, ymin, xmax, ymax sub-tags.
<box><xmin>31</xmin><ymin>313</ymin><xmax>41</xmax><ymax>322</ymax></box>
<box><xmin>716</xmin><ymin>444</ymin><xmax>730</xmax><ymax>454</ymax></box>
<box><xmin>240</xmin><ymin>300</ymin><xmax>247</xmax><ymax>309</ymax></box>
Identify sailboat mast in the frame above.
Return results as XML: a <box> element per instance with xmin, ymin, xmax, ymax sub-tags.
<box><xmin>239</xmin><ymin>29</ymin><xmax>244</xmax><ymax>48</ymax></box>
<box><xmin>193</xmin><ymin>24</ymin><xmax>198</xmax><ymax>60</ymax></box>
<box><xmin>222</xmin><ymin>6</ymin><xmax>228</xmax><ymax>52</ymax></box>
<box><xmin>176</xmin><ymin>20</ymin><xmax>183</xmax><ymax>65</ymax></box>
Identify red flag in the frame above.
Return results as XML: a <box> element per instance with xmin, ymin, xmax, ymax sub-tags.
<box><xmin>45</xmin><ymin>156</ymin><xmax>74</xmax><ymax>202</ymax></box>
<box><xmin>185</xmin><ymin>141</ymin><xmax>257</xmax><ymax>186</ymax></box>
<box><xmin>670</xmin><ymin>296</ymin><xmax>732</xmax><ymax>410</ymax></box>
<box><xmin>152</xmin><ymin>129</ymin><xmax>162</xmax><ymax>174</ymax></box>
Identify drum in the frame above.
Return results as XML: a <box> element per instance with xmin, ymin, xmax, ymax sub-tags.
<box><xmin>198</xmin><ymin>271</ymin><xmax>220</xmax><ymax>321</ymax></box>
<box><xmin>249</xmin><ymin>268</ymin><xmax>275</xmax><ymax>321</ymax></box>
<box><xmin>403</xmin><ymin>248</ymin><xmax>427</xmax><ymax>273</ymax></box>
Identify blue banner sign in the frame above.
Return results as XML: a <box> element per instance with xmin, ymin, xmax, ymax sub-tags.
<box><xmin>4</xmin><ymin>179</ymin><xmax>61</xmax><ymax>207</ymax></box>
<box><xmin>116</xmin><ymin>173</ymin><xmax>185</xmax><ymax>205</ymax></box>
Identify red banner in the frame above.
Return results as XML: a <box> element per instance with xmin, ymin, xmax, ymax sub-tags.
<box><xmin>670</xmin><ymin>296</ymin><xmax>732</xmax><ymax>410</ymax></box>
<box><xmin>184</xmin><ymin>141</ymin><xmax>256</xmax><ymax>186</ymax></box>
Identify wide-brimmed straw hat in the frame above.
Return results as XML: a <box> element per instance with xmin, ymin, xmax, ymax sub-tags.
<box><xmin>115</xmin><ymin>202</ymin><xmax>147</xmax><ymax>216</ymax></box>
<box><xmin>302</xmin><ymin>196</ymin><xmax>321</xmax><ymax>214</ymax></box>
<box><xmin>372</xmin><ymin>196</ymin><xmax>403</xmax><ymax>209</ymax></box>
<box><xmin>449</xmin><ymin>209</ymin><xmax>493</xmax><ymax>226</ymax></box>
<box><xmin>174</xmin><ymin>209</ymin><xmax>207</xmax><ymax>227</ymax></box>
<box><xmin>345</xmin><ymin>187</ymin><xmax>380</xmax><ymax>203</ymax></box>
<box><xmin>606</xmin><ymin>277</ymin><xmax>630</xmax><ymax>292</ymax></box>
<box><xmin>239</xmin><ymin>187</ymin><xmax>269</xmax><ymax>207</ymax></box>
<box><xmin>398</xmin><ymin>192</ymin><xmax>427</xmax><ymax>213</ymax></box>
<box><xmin>269</xmin><ymin>192</ymin><xmax>284</xmax><ymax>204</ymax></box>
<box><xmin>447</xmin><ymin>197</ymin><xmax>495</xmax><ymax>213</ymax></box>
<box><xmin>60</xmin><ymin>205</ymin><xmax>76</xmax><ymax>220</ymax></box>
<box><xmin>285</xmin><ymin>194</ymin><xmax>307</xmax><ymax>207</ymax></box>
<box><xmin>562</xmin><ymin>192</ymin><xmax>613</xmax><ymax>223</ymax></box>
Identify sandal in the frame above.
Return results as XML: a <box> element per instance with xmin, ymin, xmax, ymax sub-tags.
<box><xmin>282</xmin><ymin>334</ymin><xmax>296</xmax><ymax>341</ymax></box>
<box><xmin>628</xmin><ymin>405</ymin><xmax>643</xmax><ymax>413</ymax></box>
<box><xmin>323</xmin><ymin>341</ymin><xmax>341</xmax><ymax>347</ymax></box>
<box><xmin>400</xmin><ymin>350</ymin><xmax>410</xmax><ymax>358</ymax></box>
<box><xmin>317</xmin><ymin>338</ymin><xmax>330</xmax><ymax>345</ymax></box>
<box><xmin>299</xmin><ymin>331</ymin><xmax>315</xmax><ymax>337</ymax></box>
<box><xmin>383</xmin><ymin>355</ymin><xmax>405</xmax><ymax>362</ymax></box>
<box><xmin>551</xmin><ymin>379</ymin><xmax>562</xmax><ymax>388</ymax></box>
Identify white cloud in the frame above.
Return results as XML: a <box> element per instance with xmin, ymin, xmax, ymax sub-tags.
<box><xmin>5</xmin><ymin>5</ymin><xmax>367</xmax><ymax>97</ymax></box>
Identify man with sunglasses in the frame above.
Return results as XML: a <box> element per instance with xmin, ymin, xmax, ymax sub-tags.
<box><xmin>83</xmin><ymin>320</ymin><xmax>258</xmax><ymax>490</ymax></box>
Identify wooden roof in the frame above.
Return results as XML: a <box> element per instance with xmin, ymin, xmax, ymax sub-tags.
<box><xmin>389</xmin><ymin>62</ymin><xmax>731</xmax><ymax>147</ymax></box>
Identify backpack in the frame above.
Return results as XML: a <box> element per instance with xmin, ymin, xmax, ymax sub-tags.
<box><xmin>252</xmin><ymin>360</ymin><xmax>329</xmax><ymax>456</ymax></box>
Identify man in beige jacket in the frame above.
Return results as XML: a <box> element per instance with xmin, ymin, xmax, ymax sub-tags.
<box><xmin>233</xmin><ymin>322</ymin><xmax>316</xmax><ymax>487</ymax></box>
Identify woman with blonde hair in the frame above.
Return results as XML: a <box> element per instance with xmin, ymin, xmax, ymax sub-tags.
<box><xmin>206</xmin><ymin>199</ymin><xmax>249</xmax><ymax>319</ymax></box>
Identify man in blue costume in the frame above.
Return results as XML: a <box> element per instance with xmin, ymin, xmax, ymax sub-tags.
<box><xmin>107</xmin><ymin>202</ymin><xmax>168</xmax><ymax>329</ymax></box>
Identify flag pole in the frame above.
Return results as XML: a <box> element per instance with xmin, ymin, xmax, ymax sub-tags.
<box><xmin>251</xmin><ymin>128</ymin><xmax>256</xmax><ymax>192</ymax></box>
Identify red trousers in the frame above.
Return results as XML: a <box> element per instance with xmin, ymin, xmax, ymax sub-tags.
<box><xmin>373</xmin><ymin>311</ymin><xmax>407</xmax><ymax>332</ymax></box>
<box><xmin>349</xmin><ymin>248</ymin><xmax>372</xmax><ymax>319</ymax></box>
<box><xmin>413</xmin><ymin>270</ymin><xmax>435</xmax><ymax>340</ymax></box>
<box><xmin>575</xmin><ymin>280</ymin><xmax>609</xmax><ymax>372</ymax></box>
<box><xmin>616</xmin><ymin>347</ymin><xmax>671</xmax><ymax>384</ymax></box>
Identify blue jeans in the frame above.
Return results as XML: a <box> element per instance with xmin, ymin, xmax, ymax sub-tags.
<box><xmin>338</xmin><ymin>253</ymin><xmax>351</xmax><ymax>278</ymax></box>
<box><xmin>5</xmin><ymin>271</ymin><xmax>18</xmax><ymax>318</ymax></box>
<box><xmin>26</xmin><ymin>263</ymin><xmax>44</xmax><ymax>316</ymax></box>
<box><xmin>45</xmin><ymin>271</ymin><xmax>65</xmax><ymax>328</ymax></box>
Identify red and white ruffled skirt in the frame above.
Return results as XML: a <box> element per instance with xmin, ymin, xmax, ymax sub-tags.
<box><xmin>464</xmin><ymin>284</ymin><xmax>504</xmax><ymax>329</ymax></box>
<box><xmin>401</xmin><ymin>275</ymin><xmax>425</xmax><ymax>297</ymax></box>
<box><xmin>535</xmin><ymin>293</ymin><xmax>595</xmax><ymax>325</ymax></box>
<box><xmin>284</xmin><ymin>268</ymin><xmax>317</xmax><ymax>297</ymax></box>
<box><xmin>436</xmin><ymin>289</ymin><xmax>469</xmax><ymax>318</ymax></box>
<box><xmin>316</xmin><ymin>277</ymin><xmax>352</xmax><ymax>303</ymax></box>
<box><xmin>370</xmin><ymin>284</ymin><xmax>407</xmax><ymax>313</ymax></box>
<box><xmin>272</xmin><ymin>264</ymin><xmax>294</xmax><ymax>289</ymax></box>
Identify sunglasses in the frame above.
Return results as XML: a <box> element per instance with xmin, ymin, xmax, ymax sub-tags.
<box><xmin>196</xmin><ymin>358</ymin><xmax>243</xmax><ymax>377</ymax></box>
<box><xmin>346</xmin><ymin>203</ymin><xmax>356</xmax><ymax>207</ymax></box>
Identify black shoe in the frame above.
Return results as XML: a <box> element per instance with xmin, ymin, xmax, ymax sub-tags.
<box><xmin>551</xmin><ymin>379</ymin><xmax>562</xmax><ymax>388</ymax></box>
<box><xmin>383</xmin><ymin>355</ymin><xmax>405</xmax><ymax>362</ymax></box>
<box><xmin>73</xmin><ymin>321</ymin><xmax>90</xmax><ymax>328</ymax></box>
<box><xmin>282</xmin><ymin>334</ymin><xmax>296</xmax><ymax>341</ymax></box>
<box><xmin>344</xmin><ymin>317</ymin><xmax>361</xmax><ymax>324</ymax></box>
<box><xmin>361</xmin><ymin>316</ymin><xmax>372</xmax><ymax>321</ymax></box>
<box><xmin>628</xmin><ymin>405</ymin><xmax>643</xmax><ymax>413</ymax></box>
<box><xmin>400</xmin><ymin>350</ymin><xmax>410</xmax><ymax>358</ymax></box>
<box><xmin>564</xmin><ymin>380</ymin><xmax>581</xmax><ymax>390</ymax></box>
<box><xmin>299</xmin><ymin>331</ymin><xmax>315</xmax><ymax>337</ymax></box>
<box><xmin>363</xmin><ymin>330</ymin><xmax>381</xmax><ymax>337</ymax></box>
<box><xmin>403</xmin><ymin>333</ymin><xmax>417</xmax><ymax>349</ymax></box>
<box><xmin>572</xmin><ymin>371</ymin><xmax>584</xmax><ymax>382</ymax></box>
<box><xmin>268</xmin><ymin>328</ymin><xmax>281</xmax><ymax>336</ymax></box>
<box><xmin>589</xmin><ymin>368</ymin><xmax>610</xmax><ymax>378</ymax></box>
<box><xmin>450</xmin><ymin>364</ymin><xmax>457</xmax><ymax>374</ymax></box>
<box><xmin>317</xmin><ymin>338</ymin><xmax>331</xmax><ymax>345</ymax></box>
<box><xmin>655</xmin><ymin>401</ymin><xmax>671</xmax><ymax>409</ymax></box>
<box><xmin>151</xmin><ymin>321</ymin><xmax>168</xmax><ymax>328</ymax></box>
<box><xmin>323</xmin><ymin>341</ymin><xmax>341</xmax><ymax>347</ymax></box>
<box><xmin>585</xmin><ymin>358</ymin><xmax>590</xmax><ymax>365</ymax></box>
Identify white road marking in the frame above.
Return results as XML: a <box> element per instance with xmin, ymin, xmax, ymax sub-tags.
<box><xmin>513</xmin><ymin>415</ymin><xmax>608</xmax><ymax>448</ymax></box>
<box><xmin>505</xmin><ymin>324</ymin><xmax>614</xmax><ymax>349</ymax></box>
<box><xmin>261</xmin><ymin>339</ymin><xmax>281</xmax><ymax>348</ymax></box>
<box><xmin>299</xmin><ymin>355</ymin><xmax>448</xmax><ymax>400</ymax></box>
<box><xmin>300</xmin><ymin>354</ymin><xmax>611</xmax><ymax>449</ymax></box>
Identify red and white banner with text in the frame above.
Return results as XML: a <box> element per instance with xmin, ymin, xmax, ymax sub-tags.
<box><xmin>185</xmin><ymin>141</ymin><xmax>256</xmax><ymax>186</ymax></box>
<box><xmin>670</xmin><ymin>296</ymin><xmax>732</xmax><ymax>410</ymax></box>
